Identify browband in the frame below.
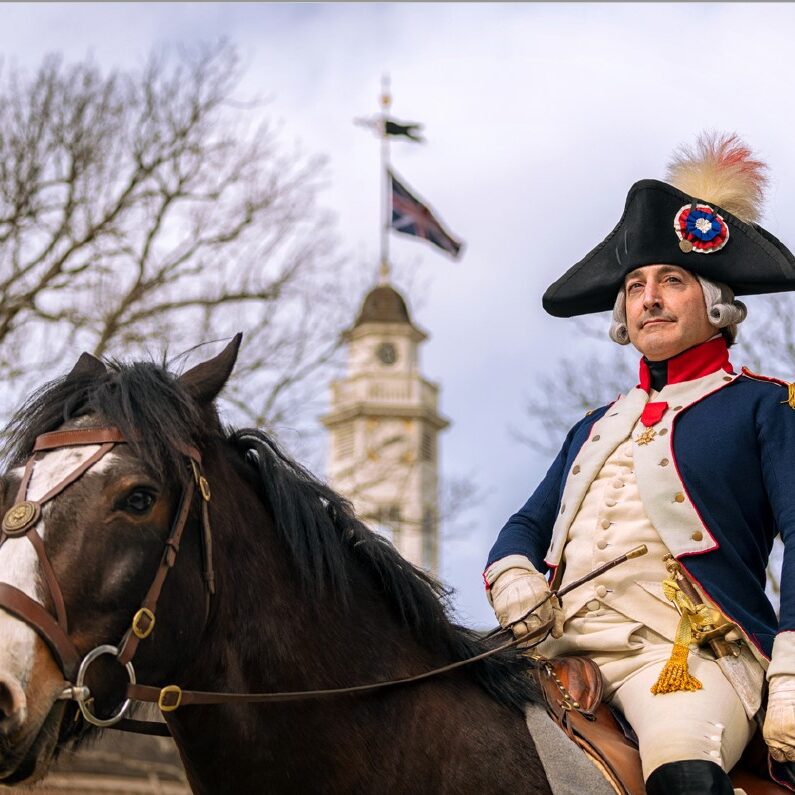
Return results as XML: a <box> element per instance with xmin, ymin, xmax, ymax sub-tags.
<box><xmin>35</xmin><ymin>428</ymin><xmax>127</xmax><ymax>450</ymax></box>
<box><xmin>34</xmin><ymin>428</ymin><xmax>202</xmax><ymax>463</ymax></box>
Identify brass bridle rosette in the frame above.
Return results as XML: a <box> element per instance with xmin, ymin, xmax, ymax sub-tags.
<box><xmin>2</xmin><ymin>501</ymin><xmax>41</xmax><ymax>536</ymax></box>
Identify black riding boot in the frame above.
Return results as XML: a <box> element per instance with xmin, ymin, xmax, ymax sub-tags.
<box><xmin>645</xmin><ymin>760</ymin><xmax>734</xmax><ymax>795</ymax></box>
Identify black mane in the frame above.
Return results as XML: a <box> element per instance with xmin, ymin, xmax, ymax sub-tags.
<box><xmin>229</xmin><ymin>428</ymin><xmax>539</xmax><ymax>711</ymax></box>
<box><xmin>2</xmin><ymin>361</ymin><xmax>203</xmax><ymax>481</ymax></box>
<box><xmin>2</xmin><ymin>360</ymin><xmax>539</xmax><ymax>712</ymax></box>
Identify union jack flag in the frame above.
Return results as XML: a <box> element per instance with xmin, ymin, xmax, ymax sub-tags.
<box><xmin>389</xmin><ymin>170</ymin><xmax>463</xmax><ymax>259</ymax></box>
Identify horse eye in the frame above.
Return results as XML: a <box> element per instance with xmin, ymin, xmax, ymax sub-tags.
<box><xmin>123</xmin><ymin>490</ymin><xmax>156</xmax><ymax>515</ymax></box>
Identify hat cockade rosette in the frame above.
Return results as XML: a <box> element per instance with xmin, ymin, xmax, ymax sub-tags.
<box><xmin>674</xmin><ymin>203</ymin><xmax>729</xmax><ymax>254</ymax></box>
<box><xmin>542</xmin><ymin>134</ymin><xmax>795</xmax><ymax>318</ymax></box>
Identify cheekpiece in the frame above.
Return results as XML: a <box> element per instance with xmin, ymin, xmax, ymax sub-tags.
<box><xmin>542</xmin><ymin>179</ymin><xmax>795</xmax><ymax>318</ymax></box>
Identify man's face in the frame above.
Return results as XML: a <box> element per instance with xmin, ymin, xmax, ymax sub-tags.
<box><xmin>624</xmin><ymin>264</ymin><xmax>716</xmax><ymax>361</ymax></box>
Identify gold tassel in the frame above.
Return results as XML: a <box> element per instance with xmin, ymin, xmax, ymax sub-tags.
<box><xmin>787</xmin><ymin>383</ymin><xmax>795</xmax><ymax>410</ymax></box>
<box><xmin>651</xmin><ymin>582</ymin><xmax>703</xmax><ymax>695</ymax></box>
<box><xmin>650</xmin><ymin>637</ymin><xmax>703</xmax><ymax>694</ymax></box>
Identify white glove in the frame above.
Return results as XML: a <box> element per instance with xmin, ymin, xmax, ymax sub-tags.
<box><xmin>484</xmin><ymin>555</ymin><xmax>564</xmax><ymax>639</ymax></box>
<box><xmin>764</xmin><ymin>675</ymin><xmax>795</xmax><ymax>762</ymax></box>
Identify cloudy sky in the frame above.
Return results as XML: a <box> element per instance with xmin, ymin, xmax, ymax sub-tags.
<box><xmin>2</xmin><ymin>3</ymin><xmax>793</xmax><ymax>625</ymax></box>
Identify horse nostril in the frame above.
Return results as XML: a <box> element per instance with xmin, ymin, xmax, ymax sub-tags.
<box><xmin>0</xmin><ymin>677</ymin><xmax>26</xmax><ymax>736</ymax></box>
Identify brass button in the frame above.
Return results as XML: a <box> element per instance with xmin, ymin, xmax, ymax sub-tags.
<box><xmin>592</xmin><ymin>435</ymin><xmax>601</xmax><ymax>442</ymax></box>
<box><xmin>572</xmin><ymin>465</ymin><xmax>581</xmax><ymax>474</ymax></box>
<box><xmin>601</xmin><ymin>519</ymin><xmax>611</xmax><ymax>529</ymax></box>
<box><xmin>597</xmin><ymin>539</ymin><xmax>607</xmax><ymax>550</ymax></box>
<box><xmin>673</xmin><ymin>405</ymin><xmax>682</xmax><ymax>411</ymax></box>
<box><xmin>691</xmin><ymin>531</ymin><xmax>703</xmax><ymax>541</ymax></box>
<box><xmin>658</xmin><ymin>428</ymin><xmax>669</xmax><ymax>436</ymax></box>
<box><xmin>674</xmin><ymin>492</ymin><xmax>685</xmax><ymax>503</ymax></box>
<box><xmin>659</xmin><ymin>458</ymin><xmax>669</xmax><ymax>467</ymax></box>
<box><xmin>560</xmin><ymin>503</ymin><xmax>566</xmax><ymax>515</ymax></box>
<box><xmin>586</xmin><ymin>599</ymin><xmax>601</xmax><ymax>612</ymax></box>
<box><xmin>723</xmin><ymin>376</ymin><xmax>733</xmax><ymax>382</ymax></box>
<box><xmin>595</xmin><ymin>585</ymin><xmax>607</xmax><ymax>598</ymax></box>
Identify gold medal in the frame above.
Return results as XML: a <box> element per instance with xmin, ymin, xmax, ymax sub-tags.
<box><xmin>634</xmin><ymin>427</ymin><xmax>657</xmax><ymax>446</ymax></box>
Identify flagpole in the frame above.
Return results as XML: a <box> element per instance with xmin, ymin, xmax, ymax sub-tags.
<box><xmin>379</xmin><ymin>74</ymin><xmax>391</xmax><ymax>284</ymax></box>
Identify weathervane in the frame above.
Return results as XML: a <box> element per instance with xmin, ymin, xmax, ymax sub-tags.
<box><xmin>354</xmin><ymin>75</ymin><xmax>463</xmax><ymax>285</ymax></box>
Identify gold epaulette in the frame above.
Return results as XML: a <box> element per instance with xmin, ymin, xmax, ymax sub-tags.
<box><xmin>741</xmin><ymin>367</ymin><xmax>795</xmax><ymax>410</ymax></box>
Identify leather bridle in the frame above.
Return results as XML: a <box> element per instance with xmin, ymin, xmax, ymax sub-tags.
<box><xmin>0</xmin><ymin>424</ymin><xmax>643</xmax><ymax>737</ymax></box>
<box><xmin>0</xmin><ymin>426</ymin><xmax>213</xmax><ymax>731</ymax></box>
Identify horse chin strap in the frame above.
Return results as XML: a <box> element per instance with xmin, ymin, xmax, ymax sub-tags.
<box><xmin>0</xmin><ymin>426</ymin><xmax>214</xmax><ymax>735</ymax></box>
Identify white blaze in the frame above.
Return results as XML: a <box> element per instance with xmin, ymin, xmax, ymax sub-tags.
<box><xmin>0</xmin><ymin>445</ymin><xmax>103</xmax><ymax>682</ymax></box>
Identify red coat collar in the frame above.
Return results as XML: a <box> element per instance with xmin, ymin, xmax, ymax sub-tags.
<box><xmin>638</xmin><ymin>336</ymin><xmax>732</xmax><ymax>393</ymax></box>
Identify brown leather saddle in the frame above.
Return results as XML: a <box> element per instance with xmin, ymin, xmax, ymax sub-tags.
<box><xmin>533</xmin><ymin>656</ymin><xmax>793</xmax><ymax>795</ymax></box>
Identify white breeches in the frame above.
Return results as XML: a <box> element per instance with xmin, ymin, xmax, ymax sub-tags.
<box><xmin>607</xmin><ymin>646</ymin><xmax>754</xmax><ymax>778</ymax></box>
<box><xmin>540</xmin><ymin>611</ymin><xmax>756</xmax><ymax>779</ymax></box>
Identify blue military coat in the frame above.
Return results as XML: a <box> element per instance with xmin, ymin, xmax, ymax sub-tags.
<box><xmin>488</xmin><ymin>338</ymin><xmax>795</xmax><ymax>661</ymax></box>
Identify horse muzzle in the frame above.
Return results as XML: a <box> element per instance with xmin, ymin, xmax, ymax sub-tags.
<box><xmin>0</xmin><ymin>659</ymin><xmax>67</xmax><ymax>785</ymax></box>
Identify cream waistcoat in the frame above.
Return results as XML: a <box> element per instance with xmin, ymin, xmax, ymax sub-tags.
<box><xmin>545</xmin><ymin>367</ymin><xmax>740</xmax><ymax>570</ymax></box>
<box><xmin>557</xmin><ymin>430</ymin><xmax>681</xmax><ymax>643</ymax></box>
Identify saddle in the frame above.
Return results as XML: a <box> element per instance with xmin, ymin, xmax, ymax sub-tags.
<box><xmin>533</xmin><ymin>656</ymin><xmax>794</xmax><ymax>795</ymax></box>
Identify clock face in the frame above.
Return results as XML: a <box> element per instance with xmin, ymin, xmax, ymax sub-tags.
<box><xmin>376</xmin><ymin>342</ymin><xmax>398</xmax><ymax>366</ymax></box>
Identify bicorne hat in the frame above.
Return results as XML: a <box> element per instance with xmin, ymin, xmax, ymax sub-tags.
<box><xmin>542</xmin><ymin>134</ymin><xmax>795</xmax><ymax>318</ymax></box>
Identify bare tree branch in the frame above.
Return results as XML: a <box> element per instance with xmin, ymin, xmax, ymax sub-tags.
<box><xmin>0</xmin><ymin>43</ymin><xmax>361</xmax><ymax>452</ymax></box>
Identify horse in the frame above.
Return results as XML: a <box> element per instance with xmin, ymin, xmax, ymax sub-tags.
<box><xmin>0</xmin><ymin>335</ymin><xmax>557</xmax><ymax>794</ymax></box>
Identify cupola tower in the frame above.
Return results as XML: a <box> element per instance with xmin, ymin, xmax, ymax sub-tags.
<box><xmin>321</xmin><ymin>282</ymin><xmax>449</xmax><ymax>572</ymax></box>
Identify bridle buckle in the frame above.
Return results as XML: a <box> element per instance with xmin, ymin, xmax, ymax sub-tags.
<box><xmin>190</xmin><ymin>460</ymin><xmax>211</xmax><ymax>502</ymax></box>
<box><xmin>158</xmin><ymin>684</ymin><xmax>182</xmax><ymax>712</ymax></box>
<box><xmin>131</xmin><ymin>607</ymin><xmax>156</xmax><ymax>639</ymax></box>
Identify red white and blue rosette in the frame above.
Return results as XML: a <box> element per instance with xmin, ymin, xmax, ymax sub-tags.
<box><xmin>673</xmin><ymin>203</ymin><xmax>730</xmax><ymax>254</ymax></box>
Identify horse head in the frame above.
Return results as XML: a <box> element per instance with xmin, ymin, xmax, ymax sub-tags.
<box><xmin>0</xmin><ymin>335</ymin><xmax>241</xmax><ymax>784</ymax></box>
<box><xmin>0</xmin><ymin>333</ymin><xmax>542</xmax><ymax>793</ymax></box>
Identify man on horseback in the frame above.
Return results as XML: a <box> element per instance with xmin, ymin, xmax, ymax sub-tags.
<box><xmin>485</xmin><ymin>134</ymin><xmax>795</xmax><ymax>794</ymax></box>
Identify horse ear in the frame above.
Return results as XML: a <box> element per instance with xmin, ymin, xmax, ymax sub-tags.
<box><xmin>66</xmin><ymin>352</ymin><xmax>106</xmax><ymax>381</ymax></box>
<box><xmin>179</xmin><ymin>333</ymin><xmax>242</xmax><ymax>405</ymax></box>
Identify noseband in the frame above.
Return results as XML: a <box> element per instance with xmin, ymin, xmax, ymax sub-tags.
<box><xmin>0</xmin><ymin>426</ymin><xmax>213</xmax><ymax>729</ymax></box>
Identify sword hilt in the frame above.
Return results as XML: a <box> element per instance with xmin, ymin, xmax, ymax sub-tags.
<box><xmin>663</xmin><ymin>554</ymin><xmax>702</xmax><ymax>605</ymax></box>
<box><xmin>662</xmin><ymin>554</ymin><xmax>739</xmax><ymax>656</ymax></box>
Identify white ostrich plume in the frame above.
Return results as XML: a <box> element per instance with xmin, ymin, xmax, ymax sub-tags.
<box><xmin>665</xmin><ymin>132</ymin><xmax>768</xmax><ymax>224</ymax></box>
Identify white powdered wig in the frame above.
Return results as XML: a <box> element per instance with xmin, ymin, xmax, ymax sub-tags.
<box><xmin>609</xmin><ymin>291</ymin><xmax>631</xmax><ymax>345</ymax></box>
<box><xmin>609</xmin><ymin>275</ymin><xmax>747</xmax><ymax>347</ymax></box>
<box><xmin>666</xmin><ymin>132</ymin><xmax>768</xmax><ymax>224</ymax></box>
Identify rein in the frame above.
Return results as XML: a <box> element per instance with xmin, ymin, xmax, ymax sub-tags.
<box><xmin>0</xmin><ymin>426</ymin><xmax>646</xmax><ymax>738</ymax></box>
<box><xmin>127</xmin><ymin>620</ymin><xmax>555</xmax><ymax>711</ymax></box>
<box><xmin>126</xmin><ymin>548</ymin><xmax>648</xmax><ymax>714</ymax></box>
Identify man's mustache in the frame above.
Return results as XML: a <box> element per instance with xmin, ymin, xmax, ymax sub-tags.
<box><xmin>638</xmin><ymin>312</ymin><xmax>676</xmax><ymax>329</ymax></box>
